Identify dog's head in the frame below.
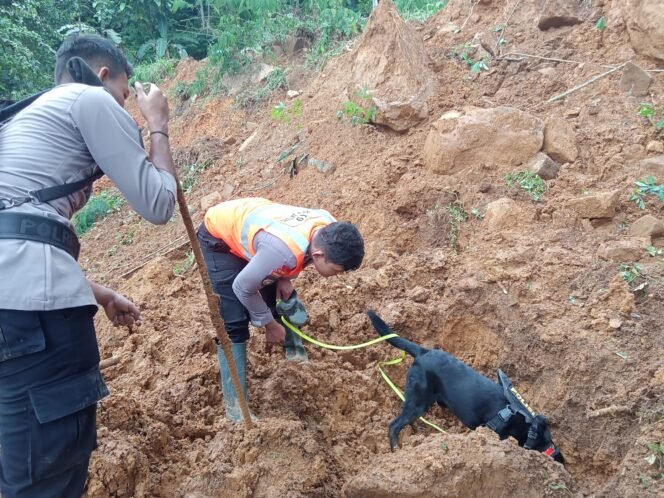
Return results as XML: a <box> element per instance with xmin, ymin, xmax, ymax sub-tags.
<box><xmin>524</xmin><ymin>415</ymin><xmax>565</xmax><ymax>465</ymax></box>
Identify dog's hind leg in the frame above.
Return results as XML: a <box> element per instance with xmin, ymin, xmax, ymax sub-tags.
<box><xmin>388</xmin><ymin>364</ymin><xmax>431</xmax><ymax>451</ymax></box>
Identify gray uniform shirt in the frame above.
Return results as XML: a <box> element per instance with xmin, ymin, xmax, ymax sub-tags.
<box><xmin>0</xmin><ymin>83</ymin><xmax>176</xmax><ymax>311</ymax></box>
<box><xmin>233</xmin><ymin>231</ymin><xmax>300</xmax><ymax>327</ymax></box>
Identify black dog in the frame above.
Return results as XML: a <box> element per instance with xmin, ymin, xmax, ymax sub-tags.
<box><xmin>368</xmin><ymin>311</ymin><xmax>564</xmax><ymax>464</ymax></box>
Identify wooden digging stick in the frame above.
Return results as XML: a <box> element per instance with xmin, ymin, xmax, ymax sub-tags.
<box><xmin>174</xmin><ymin>183</ymin><xmax>254</xmax><ymax>428</ymax></box>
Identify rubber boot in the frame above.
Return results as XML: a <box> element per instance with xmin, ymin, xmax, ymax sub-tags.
<box><xmin>217</xmin><ymin>342</ymin><xmax>257</xmax><ymax>423</ymax></box>
<box><xmin>283</xmin><ymin>327</ymin><xmax>308</xmax><ymax>362</ymax></box>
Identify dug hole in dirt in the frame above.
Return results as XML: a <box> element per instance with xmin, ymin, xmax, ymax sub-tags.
<box><xmin>81</xmin><ymin>1</ymin><xmax>663</xmax><ymax>497</ymax></box>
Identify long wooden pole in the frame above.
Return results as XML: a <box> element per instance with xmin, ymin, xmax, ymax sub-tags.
<box><xmin>174</xmin><ymin>184</ymin><xmax>254</xmax><ymax>428</ymax></box>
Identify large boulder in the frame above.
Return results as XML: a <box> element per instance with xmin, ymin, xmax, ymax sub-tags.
<box><xmin>348</xmin><ymin>0</ymin><xmax>434</xmax><ymax>131</ymax></box>
<box><xmin>423</xmin><ymin>107</ymin><xmax>543</xmax><ymax>175</ymax></box>
<box><xmin>625</xmin><ymin>0</ymin><xmax>664</xmax><ymax>61</ymax></box>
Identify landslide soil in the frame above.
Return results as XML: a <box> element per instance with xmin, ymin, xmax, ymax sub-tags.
<box><xmin>82</xmin><ymin>1</ymin><xmax>663</xmax><ymax>497</ymax></box>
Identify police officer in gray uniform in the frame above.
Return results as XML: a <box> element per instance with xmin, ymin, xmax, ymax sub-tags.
<box><xmin>0</xmin><ymin>34</ymin><xmax>177</xmax><ymax>497</ymax></box>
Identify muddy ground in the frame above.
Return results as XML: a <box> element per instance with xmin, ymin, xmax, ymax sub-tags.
<box><xmin>82</xmin><ymin>1</ymin><xmax>663</xmax><ymax>497</ymax></box>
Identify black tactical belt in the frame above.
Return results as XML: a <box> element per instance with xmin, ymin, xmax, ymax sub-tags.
<box><xmin>0</xmin><ymin>212</ymin><xmax>80</xmax><ymax>260</ymax></box>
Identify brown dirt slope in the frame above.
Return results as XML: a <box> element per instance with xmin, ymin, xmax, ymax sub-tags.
<box><xmin>82</xmin><ymin>1</ymin><xmax>663</xmax><ymax>497</ymax></box>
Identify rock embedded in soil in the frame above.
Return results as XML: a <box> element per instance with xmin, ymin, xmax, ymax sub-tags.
<box><xmin>637</xmin><ymin>155</ymin><xmax>664</xmax><ymax>181</ymax></box>
<box><xmin>349</xmin><ymin>0</ymin><xmax>434</xmax><ymax>131</ymax></box>
<box><xmin>628</xmin><ymin>215</ymin><xmax>664</xmax><ymax>239</ymax></box>
<box><xmin>566</xmin><ymin>190</ymin><xmax>621</xmax><ymax>219</ymax></box>
<box><xmin>200</xmin><ymin>191</ymin><xmax>222</xmax><ymax>212</ymax></box>
<box><xmin>527</xmin><ymin>152</ymin><xmax>559</xmax><ymax>180</ymax></box>
<box><xmin>423</xmin><ymin>107</ymin><xmax>543</xmax><ymax>175</ymax></box>
<box><xmin>542</xmin><ymin>116</ymin><xmax>578</xmax><ymax>164</ymax></box>
<box><xmin>646</xmin><ymin>141</ymin><xmax>664</xmax><ymax>154</ymax></box>
<box><xmin>625</xmin><ymin>0</ymin><xmax>664</xmax><ymax>61</ymax></box>
<box><xmin>597</xmin><ymin>238</ymin><xmax>649</xmax><ymax>262</ymax></box>
<box><xmin>619</xmin><ymin>62</ymin><xmax>652</xmax><ymax>97</ymax></box>
<box><xmin>537</xmin><ymin>0</ymin><xmax>586</xmax><ymax>30</ymax></box>
<box><xmin>484</xmin><ymin>198</ymin><xmax>524</xmax><ymax>229</ymax></box>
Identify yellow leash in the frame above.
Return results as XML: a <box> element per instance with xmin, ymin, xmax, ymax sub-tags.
<box><xmin>281</xmin><ymin>317</ymin><xmax>447</xmax><ymax>434</ymax></box>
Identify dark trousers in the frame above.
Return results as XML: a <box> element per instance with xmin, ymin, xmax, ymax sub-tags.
<box><xmin>0</xmin><ymin>306</ymin><xmax>108</xmax><ymax>498</ymax></box>
<box><xmin>197</xmin><ymin>225</ymin><xmax>279</xmax><ymax>343</ymax></box>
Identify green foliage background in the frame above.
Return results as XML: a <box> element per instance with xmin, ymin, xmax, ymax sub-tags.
<box><xmin>0</xmin><ymin>0</ymin><xmax>445</xmax><ymax>101</ymax></box>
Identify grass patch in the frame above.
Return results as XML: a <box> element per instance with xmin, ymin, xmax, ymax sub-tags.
<box><xmin>180</xmin><ymin>159</ymin><xmax>214</xmax><ymax>193</ymax></box>
<box><xmin>236</xmin><ymin>68</ymin><xmax>288</xmax><ymax>108</ymax></box>
<box><xmin>72</xmin><ymin>190</ymin><xmax>124</xmax><ymax>236</ymax></box>
<box><xmin>337</xmin><ymin>85</ymin><xmax>377</xmax><ymax>126</ymax></box>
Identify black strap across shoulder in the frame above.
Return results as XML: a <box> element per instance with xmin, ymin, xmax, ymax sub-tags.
<box><xmin>0</xmin><ymin>212</ymin><xmax>80</xmax><ymax>260</ymax></box>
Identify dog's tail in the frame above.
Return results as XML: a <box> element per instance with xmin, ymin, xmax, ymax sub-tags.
<box><xmin>367</xmin><ymin>311</ymin><xmax>427</xmax><ymax>358</ymax></box>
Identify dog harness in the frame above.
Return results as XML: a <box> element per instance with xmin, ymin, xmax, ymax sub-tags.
<box><xmin>485</xmin><ymin>369</ymin><xmax>559</xmax><ymax>459</ymax></box>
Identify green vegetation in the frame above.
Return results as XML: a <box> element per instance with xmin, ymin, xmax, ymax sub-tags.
<box><xmin>173</xmin><ymin>251</ymin><xmax>194</xmax><ymax>276</ymax></box>
<box><xmin>645</xmin><ymin>442</ymin><xmax>664</xmax><ymax>480</ymax></box>
<box><xmin>271</xmin><ymin>98</ymin><xmax>303</xmax><ymax>123</ymax></box>
<box><xmin>449</xmin><ymin>43</ymin><xmax>490</xmax><ymax>73</ymax></box>
<box><xmin>130</xmin><ymin>59</ymin><xmax>177</xmax><ymax>86</ymax></box>
<box><xmin>619</xmin><ymin>263</ymin><xmax>644</xmax><ymax>290</ymax></box>
<box><xmin>504</xmin><ymin>171</ymin><xmax>547</xmax><ymax>202</ymax></box>
<box><xmin>427</xmin><ymin>197</ymin><xmax>468</xmax><ymax>253</ymax></box>
<box><xmin>181</xmin><ymin>159</ymin><xmax>214</xmax><ymax>193</ymax></box>
<box><xmin>594</xmin><ymin>16</ymin><xmax>606</xmax><ymax>31</ymax></box>
<box><xmin>637</xmin><ymin>103</ymin><xmax>664</xmax><ymax>130</ymax></box>
<box><xmin>338</xmin><ymin>85</ymin><xmax>377</xmax><ymax>126</ymax></box>
<box><xmin>629</xmin><ymin>176</ymin><xmax>664</xmax><ymax>210</ymax></box>
<box><xmin>72</xmin><ymin>190</ymin><xmax>124</xmax><ymax>236</ymax></box>
<box><xmin>1</xmin><ymin>1</ymin><xmax>449</xmax><ymax>101</ymax></box>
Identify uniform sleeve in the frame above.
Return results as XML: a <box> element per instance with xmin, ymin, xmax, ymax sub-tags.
<box><xmin>70</xmin><ymin>87</ymin><xmax>176</xmax><ymax>224</ymax></box>
<box><xmin>232</xmin><ymin>232</ymin><xmax>297</xmax><ymax>326</ymax></box>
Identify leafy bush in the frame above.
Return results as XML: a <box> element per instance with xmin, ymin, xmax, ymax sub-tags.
<box><xmin>72</xmin><ymin>190</ymin><xmax>124</xmax><ymax>236</ymax></box>
<box><xmin>130</xmin><ymin>59</ymin><xmax>176</xmax><ymax>86</ymax></box>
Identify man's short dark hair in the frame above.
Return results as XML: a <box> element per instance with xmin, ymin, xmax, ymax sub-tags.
<box><xmin>55</xmin><ymin>34</ymin><xmax>133</xmax><ymax>84</ymax></box>
<box><xmin>317</xmin><ymin>222</ymin><xmax>364</xmax><ymax>271</ymax></box>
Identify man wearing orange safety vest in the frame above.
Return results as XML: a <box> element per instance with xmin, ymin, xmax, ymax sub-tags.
<box><xmin>197</xmin><ymin>197</ymin><xmax>365</xmax><ymax>421</ymax></box>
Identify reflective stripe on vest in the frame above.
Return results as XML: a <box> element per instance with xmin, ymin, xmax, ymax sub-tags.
<box><xmin>204</xmin><ymin>198</ymin><xmax>336</xmax><ymax>277</ymax></box>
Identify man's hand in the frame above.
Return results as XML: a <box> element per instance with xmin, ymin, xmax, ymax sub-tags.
<box><xmin>276</xmin><ymin>278</ymin><xmax>294</xmax><ymax>302</ymax></box>
<box><xmin>89</xmin><ymin>281</ymin><xmax>142</xmax><ymax>331</ymax></box>
<box><xmin>135</xmin><ymin>82</ymin><xmax>169</xmax><ymax>132</ymax></box>
<box><xmin>265</xmin><ymin>320</ymin><xmax>286</xmax><ymax>346</ymax></box>
<box><xmin>103</xmin><ymin>291</ymin><xmax>143</xmax><ymax>330</ymax></box>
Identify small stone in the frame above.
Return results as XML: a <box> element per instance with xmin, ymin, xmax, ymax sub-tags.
<box><xmin>620</xmin><ymin>62</ymin><xmax>653</xmax><ymax>97</ymax></box>
<box><xmin>223</xmin><ymin>136</ymin><xmax>237</xmax><ymax>145</ymax></box>
<box><xmin>565</xmin><ymin>108</ymin><xmax>581</xmax><ymax>118</ymax></box>
<box><xmin>308</xmin><ymin>157</ymin><xmax>336</xmax><ymax>175</ymax></box>
<box><xmin>407</xmin><ymin>286</ymin><xmax>429</xmax><ymax>303</ymax></box>
<box><xmin>484</xmin><ymin>198</ymin><xmax>523</xmax><ymax>229</ymax></box>
<box><xmin>200</xmin><ymin>191</ymin><xmax>222</xmax><ymax>212</ymax></box>
<box><xmin>246</xmin><ymin>121</ymin><xmax>259</xmax><ymax>131</ymax></box>
<box><xmin>543</xmin><ymin>116</ymin><xmax>578</xmax><ymax>163</ymax></box>
<box><xmin>328</xmin><ymin>310</ymin><xmax>340</xmax><ymax>330</ymax></box>
<box><xmin>637</xmin><ymin>155</ymin><xmax>664</xmax><ymax>181</ymax></box>
<box><xmin>609</xmin><ymin>317</ymin><xmax>623</xmax><ymax>330</ymax></box>
<box><xmin>597</xmin><ymin>238</ymin><xmax>649</xmax><ymax>261</ymax></box>
<box><xmin>221</xmin><ymin>182</ymin><xmax>235</xmax><ymax>200</ymax></box>
<box><xmin>287</xmin><ymin>90</ymin><xmax>300</xmax><ymax>99</ymax></box>
<box><xmin>646</xmin><ymin>141</ymin><xmax>664</xmax><ymax>154</ymax></box>
<box><xmin>238</xmin><ymin>128</ymin><xmax>260</xmax><ymax>152</ymax></box>
<box><xmin>527</xmin><ymin>152</ymin><xmax>559</xmax><ymax>180</ymax></box>
<box><xmin>566</xmin><ymin>190</ymin><xmax>621</xmax><ymax>219</ymax></box>
<box><xmin>537</xmin><ymin>0</ymin><xmax>584</xmax><ymax>30</ymax></box>
<box><xmin>628</xmin><ymin>215</ymin><xmax>664</xmax><ymax>238</ymax></box>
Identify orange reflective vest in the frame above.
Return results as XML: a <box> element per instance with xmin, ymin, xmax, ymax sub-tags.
<box><xmin>204</xmin><ymin>198</ymin><xmax>336</xmax><ymax>278</ymax></box>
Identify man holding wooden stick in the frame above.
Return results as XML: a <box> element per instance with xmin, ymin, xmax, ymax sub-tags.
<box><xmin>0</xmin><ymin>34</ymin><xmax>176</xmax><ymax>498</ymax></box>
